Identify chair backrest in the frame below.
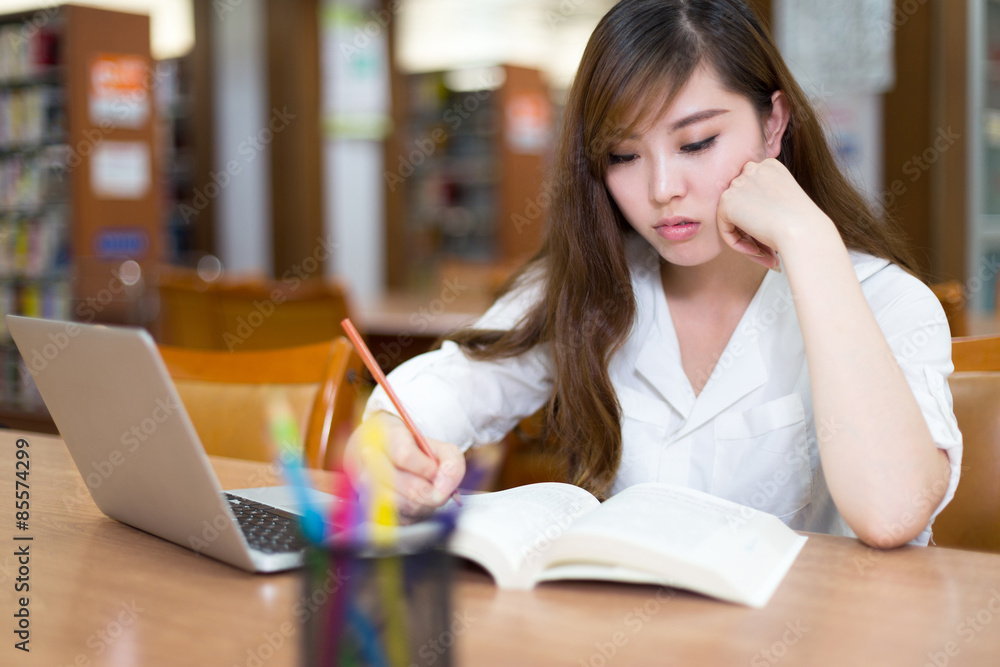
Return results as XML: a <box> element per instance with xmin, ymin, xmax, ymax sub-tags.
<box><xmin>932</xmin><ymin>334</ymin><xmax>1000</xmax><ymax>552</ymax></box>
<box><xmin>159</xmin><ymin>338</ymin><xmax>364</xmax><ymax>470</ymax></box>
<box><xmin>155</xmin><ymin>266</ymin><xmax>354</xmax><ymax>352</ymax></box>
<box><xmin>214</xmin><ymin>278</ymin><xmax>354</xmax><ymax>352</ymax></box>
<box><xmin>155</xmin><ymin>265</ymin><xmax>221</xmax><ymax>349</ymax></box>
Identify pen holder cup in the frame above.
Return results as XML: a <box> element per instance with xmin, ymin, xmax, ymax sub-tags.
<box><xmin>301</xmin><ymin>516</ymin><xmax>456</xmax><ymax>667</ymax></box>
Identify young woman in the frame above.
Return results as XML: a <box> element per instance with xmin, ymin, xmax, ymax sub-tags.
<box><xmin>347</xmin><ymin>0</ymin><xmax>961</xmax><ymax>548</ymax></box>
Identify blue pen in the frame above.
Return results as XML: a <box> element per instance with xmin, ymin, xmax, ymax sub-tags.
<box><xmin>346</xmin><ymin>602</ymin><xmax>390</xmax><ymax>667</ymax></box>
<box><xmin>267</xmin><ymin>394</ymin><xmax>327</xmax><ymax>544</ymax></box>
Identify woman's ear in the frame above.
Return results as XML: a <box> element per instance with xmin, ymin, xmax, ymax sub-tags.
<box><xmin>764</xmin><ymin>90</ymin><xmax>791</xmax><ymax>159</ymax></box>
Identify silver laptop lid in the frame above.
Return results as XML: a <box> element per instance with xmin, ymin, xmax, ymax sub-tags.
<box><xmin>6</xmin><ymin>316</ymin><xmax>258</xmax><ymax>571</ymax></box>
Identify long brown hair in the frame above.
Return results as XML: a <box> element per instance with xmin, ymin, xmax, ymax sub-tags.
<box><xmin>449</xmin><ymin>0</ymin><xmax>915</xmax><ymax>499</ymax></box>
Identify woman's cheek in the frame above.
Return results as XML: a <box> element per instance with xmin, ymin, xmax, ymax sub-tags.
<box><xmin>712</xmin><ymin>148</ymin><xmax>758</xmax><ymax>197</ymax></box>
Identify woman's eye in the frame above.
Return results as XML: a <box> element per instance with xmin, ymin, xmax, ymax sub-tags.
<box><xmin>609</xmin><ymin>153</ymin><xmax>638</xmax><ymax>165</ymax></box>
<box><xmin>681</xmin><ymin>135</ymin><xmax>719</xmax><ymax>154</ymax></box>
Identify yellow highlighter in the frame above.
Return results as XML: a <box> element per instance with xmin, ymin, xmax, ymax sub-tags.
<box><xmin>359</xmin><ymin>421</ymin><xmax>411</xmax><ymax>667</ymax></box>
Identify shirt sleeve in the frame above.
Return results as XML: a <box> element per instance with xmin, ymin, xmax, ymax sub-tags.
<box><xmin>863</xmin><ymin>264</ymin><xmax>963</xmax><ymax>546</ymax></box>
<box><xmin>363</xmin><ymin>275</ymin><xmax>554</xmax><ymax>451</ymax></box>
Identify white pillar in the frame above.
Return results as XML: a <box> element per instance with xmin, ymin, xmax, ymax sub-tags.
<box><xmin>327</xmin><ymin>141</ymin><xmax>385</xmax><ymax>307</ymax></box>
<box><xmin>320</xmin><ymin>0</ymin><xmax>391</xmax><ymax>308</ymax></box>
<box><xmin>212</xmin><ymin>0</ymin><xmax>271</xmax><ymax>275</ymax></box>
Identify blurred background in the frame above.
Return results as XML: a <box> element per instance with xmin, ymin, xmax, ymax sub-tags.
<box><xmin>0</xmin><ymin>0</ymin><xmax>994</xmax><ymax>434</ymax></box>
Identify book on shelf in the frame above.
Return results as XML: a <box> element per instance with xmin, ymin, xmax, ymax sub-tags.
<box><xmin>0</xmin><ymin>21</ymin><xmax>59</xmax><ymax>84</ymax></box>
<box><xmin>447</xmin><ymin>481</ymin><xmax>807</xmax><ymax>608</ymax></box>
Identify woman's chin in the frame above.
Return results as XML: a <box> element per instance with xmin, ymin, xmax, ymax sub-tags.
<box><xmin>655</xmin><ymin>245</ymin><xmax>724</xmax><ymax>268</ymax></box>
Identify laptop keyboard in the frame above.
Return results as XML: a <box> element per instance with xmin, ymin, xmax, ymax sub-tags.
<box><xmin>224</xmin><ymin>493</ymin><xmax>306</xmax><ymax>554</ymax></box>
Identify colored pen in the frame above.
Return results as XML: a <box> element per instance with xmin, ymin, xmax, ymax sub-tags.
<box><xmin>361</xmin><ymin>421</ymin><xmax>411</xmax><ymax>666</ymax></box>
<box><xmin>266</xmin><ymin>393</ymin><xmax>327</xmax><ymax>543</ymax></box>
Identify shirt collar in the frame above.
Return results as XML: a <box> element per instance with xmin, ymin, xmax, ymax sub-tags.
<box><xmin>849</xmin><ymin>250</ymin><xmax>890</xmax><ymax>282</ymax></box>
<box><xmin>629</xmin><ymin>246</ymin><xmax>891</xmax><ymax>435</ymax></box>
<box><xmin>632</xmin><ymin>251</ymin><xmax>775</xmax><ymax>434</ymax></box>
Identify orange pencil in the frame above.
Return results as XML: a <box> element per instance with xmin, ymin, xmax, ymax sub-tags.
<box><xmin>341</xmin><ymin>318</ymin><xmax>464</xmax><ymax>507</ymax></box>
<box><xmin>340</xmin><ymin>318</ymin><xmax>438</xmax><ymax>465</ymax></box>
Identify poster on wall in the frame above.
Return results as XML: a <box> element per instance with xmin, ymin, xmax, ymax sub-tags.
<box><xmin>774</xmin><ymin>0</ymin><xmax>895</xmax><ymax>97</ymax></box>
<box><xmin>90</xmin><ymin>141</ymin><xmax>150</xmax><ymax>200</ymax></box>
<box><xmin>323</xmin><ymin>0</ymin><xmax>391</xmax><ymax>139</ymax></box>
<box><xmin>89</xmin><ymin>53</ymin><xmax>151</xmax><ymax>129</ymax></box>
<box><xmin>774</xmin><ymin>0</ymin><xmax>894</xmax><ymax>202</ymax></box>
<box><xmin>817</xmin><ymin>95</ymin><xmax>883</xmax><ymax>202</ymax></box>
<box><xmin>505</xmin><ymin>91</ymin><xmax>553</xmax><ymax>155</ymax></box>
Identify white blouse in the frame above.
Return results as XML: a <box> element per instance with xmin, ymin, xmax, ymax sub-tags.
<box><xmin>366</xmin><ymin>235</ymin><xmax>963</xmax><ymax>545</ymax></box>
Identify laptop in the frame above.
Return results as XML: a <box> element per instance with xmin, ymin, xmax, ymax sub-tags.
<box><xmin>6</xmin><ymin>315</ymin><xmax>339</xmax><ymax>573</ymax></box>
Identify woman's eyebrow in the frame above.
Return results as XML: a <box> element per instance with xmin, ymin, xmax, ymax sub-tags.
<box><xmin>669</xmin><ymin>109</ymin><xmax>729</xmax><ymax>133</ymax></box>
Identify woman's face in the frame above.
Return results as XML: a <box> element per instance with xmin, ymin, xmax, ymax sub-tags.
<box><xmin>604</xmin><ymin>65</ymin><xmax>785</xmax><ymax>268</ymax></box>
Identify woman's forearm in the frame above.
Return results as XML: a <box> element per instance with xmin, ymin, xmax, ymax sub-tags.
<box><xmin>779</xmin><ymin>217</ymin><xmax>951</xmax><ymax>547</ymax></box>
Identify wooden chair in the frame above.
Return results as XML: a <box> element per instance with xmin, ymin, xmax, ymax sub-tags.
<box><xmin>493</xmin><ymin>412</ymin><xmax>563</xmax><ymax>491</ymax></box>
<box><xmin>930</xmin><ymin>280</ymin><xmax>968</xmax><ymax>337</ymax></box>
<box><xmin>159</xmin><ymin>338</ymin><xmax>364</xmax><ymax>470</ymax></box>
<box><xmin>214</xmin><ymin>277</ymin><xmax>354</xmax><ymax>351</ymax></box>
<box><xmin>932</xmin><ymin>334</ymin><xmax>1000</xmax><ymax>552</ymax></box>
<box><xmin>155</xmin><ymin>265</ymin><xmax>222</xmax><ymax>349</ymax></box>
<box><xmin>155</xmin><ymin>265</ymin><xmax>354</xmax><ymax>351</ymax></box>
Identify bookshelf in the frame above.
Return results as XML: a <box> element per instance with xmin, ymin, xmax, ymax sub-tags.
<box><xmin>389</xmin><ymin>64</ymin><xmax>553</xmax><ymax>300</ymax></box>
<box><xmin>0</xmin><ymin>5</ymin><xmax>161</xmax><ymax>431</ymax></box>
<box><xmin>155</xmin><ymin>56</ymin><xmax>197</xmax><ymax>265</ymax></box>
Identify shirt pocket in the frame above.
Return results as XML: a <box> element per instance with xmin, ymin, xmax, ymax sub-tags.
<box><xmin>712</xmin><ymin>393</ymin><xmax>813</xmax><ymax>519</ymax></box>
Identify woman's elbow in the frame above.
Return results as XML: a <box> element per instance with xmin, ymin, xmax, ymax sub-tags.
<box><xmin>853</xmin><ymin>517</ymin><xmax>926</xmax><ymax>549</ymax></box>
<box><xmin>854</xmin><ymin>450</ymin><xmax>953</xmax><ymax>549</ymax></box>
<box><xmin>853</xmin><ymin>481</ymin><xmax>949</xmax><ymax>548</ymax></box>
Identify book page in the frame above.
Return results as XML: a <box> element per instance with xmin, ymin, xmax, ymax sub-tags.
<box><xmin>448</xmin><ymin>483</ymin><xmax>600</xmax><ymax>588</ymax></box>
<box><xmin>539</xmin><ymin>483</ymin><xmax>806</xmax><ymax>607</ymax></box>
<box><xmin>584</xmin><ymin>484</ymin><xmax>763</xmax><ymax>552</ymax></box>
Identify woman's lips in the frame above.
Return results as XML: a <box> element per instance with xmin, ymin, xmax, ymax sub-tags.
<box><xmin>655</xmin><ymin>218</ymin><xmax>701</xmax><ymax>241</ymax></box>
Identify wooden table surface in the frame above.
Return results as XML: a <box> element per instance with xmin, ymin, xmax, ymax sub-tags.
<box><xmin>3</xmin><ymin>431</ymin><xmax>1000</xmax><ymax>666</ymax></box>
<box><xmin>356</xmin><ymin>291</ymin><xmax>490</xmax><ymax>339</ymax></box>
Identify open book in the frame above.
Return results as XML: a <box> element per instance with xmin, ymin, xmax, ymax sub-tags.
<box><xmin>447</xmin><ymin>482</ymin><xmax>807</xmax><ymax>608</ymax></box>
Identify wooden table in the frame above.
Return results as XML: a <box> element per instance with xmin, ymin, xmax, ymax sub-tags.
<box><xmin>356</xmin><ymin>291</ymin><xmax>490</xmax><ymax>372</ymax></box>
<box><xmin>357</xmin><ymin>292</ymin><xmax>489</xmax><ymax>339</ymax></box>
<box><xmin>968</xmin><ymin>310</ymin><xmax>1000</xmax><ymax>337</ymax></box>
<box><xmin>3</xmin><ymin>431</ymin><xmax>1000</xmax><ymax>666</ymax></box>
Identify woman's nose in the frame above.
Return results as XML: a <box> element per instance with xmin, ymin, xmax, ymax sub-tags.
<box><xmin>649</xmin><ymin>155</ymin><xmax>686</xmax><ymax>204</ymax></box>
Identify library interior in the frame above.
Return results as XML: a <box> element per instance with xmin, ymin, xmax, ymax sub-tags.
<box><xmin>3</xmin><ymin>1</ymin><xmax>1000</xmax><ymax>667</ymax></box>
<box><xmin>0</xmin><ymin>0</ymin><xmax>992</xmax><ymax>432</ymax></box>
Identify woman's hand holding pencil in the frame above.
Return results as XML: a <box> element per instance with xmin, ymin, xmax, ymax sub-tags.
<box><xmin>344</xmin><ymin>412</ymin><xmax>466</xmax><ymax>519</ymax></box>
<box><xmin>340</xmin><ymin>318</ymin><xmax>466</xmax><ymax>519</ymax></box>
